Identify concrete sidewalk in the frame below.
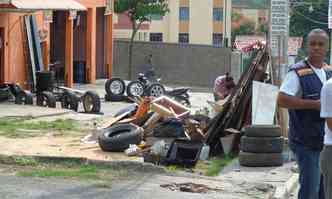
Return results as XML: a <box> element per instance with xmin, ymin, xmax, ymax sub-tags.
<box><xmin>219</xmin><ymin>158</ymin><xmax>298</xmax><ymax>199</ymax></box>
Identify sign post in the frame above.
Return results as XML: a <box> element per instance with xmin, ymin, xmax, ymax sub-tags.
<box><xmin>270</xmin><ymin>0</ymin><xmax>289</xmax><ymax>83</ymax></box>
<box><xmin>329</xmin><ymin>0</ymin><xmax>332</xmax><ymax>65</ymax></box>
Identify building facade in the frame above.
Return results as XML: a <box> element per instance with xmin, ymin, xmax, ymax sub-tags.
<box><xmin>0</xmin><ymin>0</ymin><xmax>114</xmax><ymax>88</ymax></box>
<box><xmin>114</xmin><ymin>0</ymin><xmax>232</xmax><ymax>47</ymax></box>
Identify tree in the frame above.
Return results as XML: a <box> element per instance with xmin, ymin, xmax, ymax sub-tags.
<box><xmin>115</xmin><ymin>0</ymin><xmax>169</xmax><ymax>80</ymax></box>
<box><xmin>289</xmin><ymin>0</ymin><xmax>328</xmax><ymax>38</ymax></box>
<box><xmin>289</xmin><ymin>0</ymin><xmax>329</xmax><ymax>60</ymax></box>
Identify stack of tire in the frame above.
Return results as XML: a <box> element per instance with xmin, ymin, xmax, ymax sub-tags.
<box><xmin>239</xmin><ymin>125</ymin><xmax>284</xmax><ymax>167</ymax></box>
<box><xmin>105</xmin><ymin>78</ymin><xmax>127</xmax><ymax>102</ymax></box>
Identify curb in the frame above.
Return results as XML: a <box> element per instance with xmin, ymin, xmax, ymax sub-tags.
<box><xmin>0</xmin><ymin>154</ymin><xmax>167</xmax><ymax>174</ymax></box>
<box><xmin>272</xmin><ymin>173</ymin><xmax>299</xmax><ymax>199</ymax></box>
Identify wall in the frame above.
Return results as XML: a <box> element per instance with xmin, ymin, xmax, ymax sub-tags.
<box><xmin>0</xmin><ymin>12</ymin><xmax>45</xmax><ymax>87</ymax></box>
<box><xmin>113</xmin><ymin>40</ymin><xmax>235</xmax><ymax>87</ymax></box>
<box><xmin>190</xmin><ymin>0</ymin><xmax>213</xmax><ymax>45</ymax></box>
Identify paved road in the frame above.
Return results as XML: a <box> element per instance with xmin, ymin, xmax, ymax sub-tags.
<box><xmin>0</xmin><ymin>173</ymin><xmax>274</xmax><ymax>199</ymax></box>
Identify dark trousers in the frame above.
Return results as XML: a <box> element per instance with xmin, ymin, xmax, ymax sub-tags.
<box><xmin>320</xmin><ymin>145</ymin><xmax>332</xmax><ymax>199</ymax></box>
<box><xmin>289</xmin><ymin>142</ymin><xmax>324</xmax><ymax>199</ymax></box>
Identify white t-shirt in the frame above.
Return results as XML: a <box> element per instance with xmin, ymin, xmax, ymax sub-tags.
<box><xmin>280</xmin><ymin>63</ymin><xmax>327</xmax><ymax>96</ymax></box>
<box><xmin>321</xmin><ymin>78</ymin><xmax>332</xmax><ymax>145</ymax></box>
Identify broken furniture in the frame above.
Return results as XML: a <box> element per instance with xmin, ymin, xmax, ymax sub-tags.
<box><xmin>205</xmin><ymin>45</ymin><xmax>270</xmax><ymax>155</ymax></box>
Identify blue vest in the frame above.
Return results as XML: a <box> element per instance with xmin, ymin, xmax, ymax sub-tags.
<box><xmin>288</xmin><ymin>60</ymin><xmax>332</xmax><ymax>151</ymax></box>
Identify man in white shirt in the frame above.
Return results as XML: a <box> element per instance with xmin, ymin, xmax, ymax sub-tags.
<box><xmin>278</xmin><ymin>29</ymin><xmax>332</xmax><ymax>199</ymax></box>
<box><xmin>320</xmin><ymin>78</ymin><xmax>332</xmax><ymax>199</ymax></box>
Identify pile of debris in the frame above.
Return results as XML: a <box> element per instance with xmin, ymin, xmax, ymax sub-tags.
<box><xmin>95</xmin><ymin>45</ymin><xmax>270</xmax><ymax>168</ymax></box>
<box><xmin>97</xmin><ymin>95</ymin><xmax>210</xmax><ymax>167</ymax></box>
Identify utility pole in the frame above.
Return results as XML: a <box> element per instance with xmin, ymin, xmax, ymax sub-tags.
<box><xmin>330</xmin><ymin>31</ymin><xmax>332</xmax><ymax>65</ymax></box>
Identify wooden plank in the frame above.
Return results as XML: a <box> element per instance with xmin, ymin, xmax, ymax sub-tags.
<box><xmin>30</xmin><ymin>15</ymin><xmax>44</xmax><ymax>71</ymax></box>
<box><xmin>24</xmin><ymin>15</ymin><xmax>37</xmax><ymax>91</ymax></box>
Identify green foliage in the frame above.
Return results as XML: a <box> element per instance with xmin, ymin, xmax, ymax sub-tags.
<box><xmin>290</xmin><ymin>0</ymin><xmax>328</xmax><ymax>38</ymax></box>
<box><xmin>0</xmin><ymin>118</ymin><xmax>79</xmax><ymax>138</ymax></box>
<box><xmin>18</xmin><ymin>165</ymin><xmax>99</xmax><ymax>179</ymax></box>
<box><xmin>232</xmin><ymin>20</ymin><xmax>256</xmax><ymax>42</ymax></box>
<box><xmin>205</xmin><ymin>155</ymin><xmax>235</xmax><ymax>176</ymax></box>
<box><xmin>115</xmin><ymin>0</ymin><xmax>169</xmax><ymax>27</ymax></box>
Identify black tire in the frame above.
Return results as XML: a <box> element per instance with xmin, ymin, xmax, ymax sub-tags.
<box><xmin>36</xmin><ymin>71</ymin><xmax>55</xmax><ymax>92</ymax></box>
<box><xmin>243</xmin><ymin>125</ymin><xmax>282</xmax><ymax>137</ymax></box>
<box><xmin>61</xmin><ymin>92</ymin><xmax>79</xmax><ymax>111</ymax></box>
<box><xmin>147</xmin><ymin>83</ymin><xmax>165</xmax><ymax>97</ymax></box>
<box><xmin>126</xmin><ymin>81</ymin><xmax>145</xmax><ymax>98</ymax></box>
<box><xmin>36</xmin><ymin>91</ymin><xmax>56</xmax><ymax>108</ymax></box>
<box><xmin>98</xmin><ymin>124</ymin><xmax>143</xmax><ymax>152</ymax></box>
<box><xmin>0</xmin><ymin>86</ymin><xmax>11</xmax><ymax>102</ymax></box>
<box><xmin>239</xmin><ymin>151</ymin><xmax>283</xmax><ymax>167</ymax></box>
<box><xmin>240</xmin><ymin>136</ymin><xmax>283</xmax><ymax>153</ymax></box>
<box><xmin>82</xmin><ymin>91</ymin><xmax>101</xmax><ymax>113</ymax></box>
<box><xmin>105</xmin><ymin>78</ymin><xmax>126</xmax><ymax>96</ymax></box>
<box><xmin>15</xmin><ymin>91</ymin><xmax>33</xmax><ymax>105</ymax></box>
<box><xmin>104</xmin><ymin>94</ymin><xmax>126</xmax><ymax>102</ymax></box>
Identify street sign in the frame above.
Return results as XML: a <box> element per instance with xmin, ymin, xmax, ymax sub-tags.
<box><xmin>329</xmin><ymin>0</ymin><xmax>332</xmax><ymax>29</ymax></box>
<box><xmin>270</xmin><ymin>0</ymin><xmax>289</xmax><ymax>58</ymax></box>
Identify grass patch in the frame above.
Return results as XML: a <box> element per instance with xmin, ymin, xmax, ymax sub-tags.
<box><xmin>0</xmin><ymin>117</ymin><xmax>80</xmax><ymax>138</ymax></box>
<box><xmin>194</xmin><ymin>154</ymin><xmax>236</xmax><ymax>177</ymax></box>
<box><xmin>0</xmin><ymin>157</ymin><xmax>129</xmax><ymax>182</ymax></box>
<box><xmin>205</xmin><ymin>155</ymin><xmax>235</xmax><ymax>176</ymax></box>
<box><xmin>18</xmin><ymin>165</ymin><xmax>99</xmax><ymax>180</ymax></box>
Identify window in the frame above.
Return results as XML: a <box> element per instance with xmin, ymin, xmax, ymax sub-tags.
<box><xmin>150</xmin><ymin>33</ymin><xmax>163</xmax><ymax>42</ymax></box>
<box><xmin>179</xmin><ymin>33</ymin><xmax>189</xmax><ymax>43</ymax></box>
<box><xmin>213</xmin><ymin>8</ymin><xmax>223</xmax><ymax>21</ymax></box>
<box><xmin>179</xmin><ymin>7</ymin><xmax>189</xmax><ymax>21</ymax></box>
<box><xmin>150</xmin><ymin>14</ymin><xmax>163</xmax><ymax>21</ymax></box>
<box><xmin>213</xmin><ymin>33</ymin><xmax>223</xmax><ymax>47</ymax></box>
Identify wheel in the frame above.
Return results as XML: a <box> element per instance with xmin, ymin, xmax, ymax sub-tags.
<box><xmin>0</xmin><ymin>86</ymin><xmax>11</xmax><ymax>102</ymax></box>
<box><xmin>15</xmin><ymin>91</ymin><xmax>33</xmax><ymax>105</ymax></box>
<box><xmin>239</xmin><ymin>151</ymin><xmax>283</xmax><ymax>167</ymax></box>
<box><xmin>82</xmin><ymin>91</ymin><xmax>101</xmax><ymax>113</ymax></box>
<box><xmin>36</xmin><ymin>91</ymin><xmax>56</xmax><ymax>108</ymax></box>
<box><xmin>147</xmin><ymin>83</ymin><xmax>165</xmax><ymax>97</ymax></box>
<box><xmin>105</xmin><ymin>78</ymin><xmax>126</xmax><ymax>96</ymax></box>
<box><xmin>98</xmin><ymin>124</ymin><xmax>143</xmax><ymax>152</ymax></box>
<box><xmin>243</xmin><ymin>125</ymin><xmax>282</xmax><ymax>137</ymax></box>
<box><xmin>240</xmin><ymin>136</ymin><xmax>284</xmax><ymax>153</ymax></box>
<box><xmin>61</xmin><ymin>92</ymin><xmax>79</xmax><ymax>111</ymax></box>
<box><xmin>126</xmin><ymin>81</ymin><xmax>145</xmax><ymax>98</ymax></box>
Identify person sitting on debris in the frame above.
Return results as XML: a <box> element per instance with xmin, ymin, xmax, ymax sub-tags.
<box><xmin>320</xmin><ymin>77</ymin><xmax>332</xmax><ymax>199</ymax></box>
<box><xmin>277</xmin><ymin>29</ymin><xmax>332</xmax><ymax>199</ymax></box>
<box><xmin>213</xmin><ymin>73</ymin><xmax>236</xmax><ymax>101</ymax></box>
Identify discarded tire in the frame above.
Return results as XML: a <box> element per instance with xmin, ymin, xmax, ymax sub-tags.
<box><xmin>82</xmin><ymin>91</ymin><xmax>101</xmax><ymax>113</ymax></box>
<box><xmin>147</xmin><ymin>83</ymin><xmax>165</xmax><ymax>97</ymax></box>
<box><xmin>98</xmin><ymin>124</ymin><xmax>143</xmax><ymax>152</ymax></box>
<box><xmin>36</xmin><ymin>91</ymin><xmax>56</xmax><ymax>108</ymax></box>
<box><xmin>104</xmin><ymin>94</ymin><xmax>125</xmax><ymax>102</ymax></box>
<box><xmin>127</xmin><ymin>81</ymin><xmax>145</xmax><ymax>98</ymax></box>
<box><xmin>240</xmin><ymin>136</ymin><xmax>283</xmax><ymax>153</ymax></box>
<box><xmin>105</xmin><ymin>78</ymin><xmax>126</xmax><ymax>96</ymax></box>
<box><xmin>15</xmin><ymin>91</ymin><xmax>33</xmax><ymax>105</ymax></box>
<box><xmin>0</xmin><ymin>86</ymin><xmax>11</xmax><ymax>102</ymax></box>
<box><xmin>243</xmin><ymin>125</ymin><xmax>282</xmax><ymax>137</ymax></box>
<box><xmin>239</xmin><ymin>151</ymin><xmax>283</xmax><ymax>167</ymax></box>
<box><xmin>36</xmin><ymin>71</ymin><xmax>55</xmax><ymax>92</ymax></box>
<box><xmin>61</xmin><ymin>92</ymin><xmax>79</xmax><ymax>111</ymax></box>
